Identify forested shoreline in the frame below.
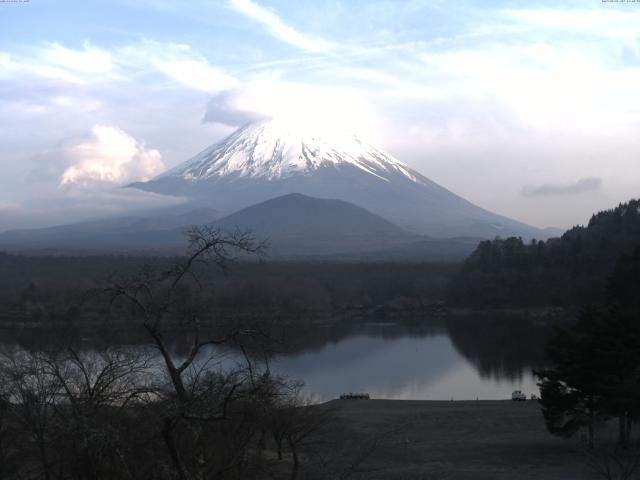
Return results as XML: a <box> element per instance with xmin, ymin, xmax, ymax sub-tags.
<box><xmin>449</xmin><ymin>199</ymin><xmax>640</xmax><ymax>307</ymax></box>
<box><xmin>0</xmin><ymin>255</ymin><xmax>455</xmax><ymax>328</ymax></box>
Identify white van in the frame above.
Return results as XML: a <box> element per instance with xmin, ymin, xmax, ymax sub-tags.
<box><xmin>511</xmin><ymin>390</ymin><xmax>526</xmax><ymax>401</ymax></box>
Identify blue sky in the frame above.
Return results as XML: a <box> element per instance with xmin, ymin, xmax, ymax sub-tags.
<box><xmin>1</xmin><ymin>0</ymin><xmax>639</xmax><ymax>230</ymax></box>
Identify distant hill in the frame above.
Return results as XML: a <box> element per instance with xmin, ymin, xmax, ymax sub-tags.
<box><xmin>0</xmin><ymin>207</ymin><xmax>221</xmax><ymax>254</ymax></box>
<box><xmin>207</xmin><ymin>193</ymin><xmax>477</xmax><ymax>260</ymax></box>
<box><xmin>447</xmin><ymin>199</ymin><xmax>640</xmax><ymax>306</ymax></box>
<box><xmin>0</xmin><ymin>193</ymin><xmax>477</xmax><ymax>261</ymax></box>
<box><xmin>210</xmin><ymin>193</ymin><xmax>416</xmax><ymax>255</ymax></box>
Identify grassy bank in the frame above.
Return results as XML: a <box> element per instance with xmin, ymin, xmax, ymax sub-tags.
<box><xmin>326</xmin><ymin>399</ymin><xmax>600</xmax><ymax>480</ymax></box>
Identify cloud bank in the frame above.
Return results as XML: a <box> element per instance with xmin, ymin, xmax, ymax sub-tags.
<box><xmin>0</xmin><ymin>126</ymin><xmax>182</xmax><ymax>232</ymax></box>
<box><xmin>522</xmin><ymin>177</ymin><xmax>603</xmax><ymax>197</ymax></box>
<box><xmin>60</xmin><ymin>125</ymin><xmax>165</xmax><ymax>186</ymax></box>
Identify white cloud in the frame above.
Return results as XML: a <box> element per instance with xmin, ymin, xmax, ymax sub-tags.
<box><xmin>43</xmin><ymin>42</ymin><xmax>114</xmax><ymax>77</ymax></box>
<box><xmin>497</xmin><ymin>7</ymin><xmax>640</xmax><ymax>48</ymax></box>
<box><xmin>202</xmin><ymin>80</ymin><xmax>380</xmax><ymax>137</ymax></box>
<box><xmin>114</xmin><ymin>40</ymin><xmax>240</xmax><ymax>94</ymax></box>
<box><xmin>0</xmin><ymin>126</ymin><xmax>183</xmax><ymax>230</ymax></box>
<box><xmin>60</xmin><ymin>125</ymin><xmax>165</xmax><ymax>186</ymax></box>
<box><xmin>0</xmin><ymin>40</ymin><xmax>237</xmax><ymax>95</ymax></box>
<box><xmin>155</xmin><ymin>59</ymin><xmax>238</xmax><ymax>93</ymax></box>
<box><xmin>522</xmin><ymin>177</ymin><xmax>603</xmax><ymax>197</ymax></box>
<box><xmin>228</xmin><ymin>0</ymin><xmax>333</xmax><ymax>52</ymax></box>
<box><xmin>0</xmin><ymin>39</ymin><xmax>234</xmax><ymax>219</ymax></box>
<box><xmin>0</xmin><ymin>42</ymin><xmax>116</xmax><ymax>85</ymax></box>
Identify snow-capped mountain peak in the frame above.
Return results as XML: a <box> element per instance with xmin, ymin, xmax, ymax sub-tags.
<box><xmin>135</xmin><ymin>118</ymin><xmax>546</xmax><ymax>239</ymax></box>
<box><xmin>160</xmin><ymin>119</ymin><xmax>421</xmax><ymax>184</ymax></box>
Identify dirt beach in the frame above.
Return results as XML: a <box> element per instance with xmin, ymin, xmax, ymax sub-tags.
<box><xmin>327</xmin><ymin>399</ymin><xmax>601</xmax><ymax>480</ymax></box>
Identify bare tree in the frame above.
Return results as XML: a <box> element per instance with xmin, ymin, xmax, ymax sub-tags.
<box><xmin>43</xmin><ymin>348</ymin><xmax>155</xmax><ymax>410</ymax></box>
<box><xmin>47</xmin><ymin>349</ymin><xmax>157</xmax><ymax>479</ymax></box>
<box><xmin>0</xmin><ymin>351</ymin><xmax>62</xmax><ymax>480</ymax></box>
<box><xmin>102</xmin><ymin>226</ymin><xmax>267</xmax><ymax>480</ymax></box>
<box><xmin>284</xmin><ymin>400</ymin><xmax>336</xmax><ymax>480</ymax></box>
<box><xmin>0</xmin><ymin>227</ymin><xmax>357</xmax><ymax>480</ymax></box>
<box><xmin>104</xmin><ymin>227</ymin><xmax>265</xmax><ymax>403</ymax></box>
<box><xmin>0</xmin><ymin>347</ymin><xmax>158</xmax><ymax>480</ymax></box>
<box><xmin>0</xmin><ymin>366</ymin><xmax>20</xmax><ymax>479</ymax></box>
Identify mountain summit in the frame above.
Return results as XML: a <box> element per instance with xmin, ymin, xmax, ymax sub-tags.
<box><xmin>158</xmin><ymin>119</ymin><xmax>419</xmax><ymax>183</ymax></box>
<box><xmin>132</xmin><ymin>119</ymin><xmax>547</xmax><ymax>239</ymax></box>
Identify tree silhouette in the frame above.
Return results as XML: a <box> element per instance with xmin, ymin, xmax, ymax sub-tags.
<box><xmin>536</xmin><ymin>246</ymin><xmax>640</xmax><ymax>449</ymax></box>
<box><xmin>102</xmin><ymin>226</ymin><xmax>268</xmax><ymax>479</ymax></box>
<box><xmin>536</xmin><ymin>307</ymin><xmax>608</xmax><ymax>448</ymax></box>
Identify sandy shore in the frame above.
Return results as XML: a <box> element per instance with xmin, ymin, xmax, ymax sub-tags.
<box><xmin>326</xmin><ymin>399</ymin><xmax>599</xmax><ymax>480</ymax></box>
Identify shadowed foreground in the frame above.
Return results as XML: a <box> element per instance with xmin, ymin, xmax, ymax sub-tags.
<box><xmin>326</xmin><ymin>399</ymin><xmax>597</xmax><ymax>480</ymax></box>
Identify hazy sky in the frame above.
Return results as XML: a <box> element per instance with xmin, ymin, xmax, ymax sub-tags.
<box><xmin>1</xmin><ymin>0</ymin><xmax>639</xmax><ymax>230</ymax></box>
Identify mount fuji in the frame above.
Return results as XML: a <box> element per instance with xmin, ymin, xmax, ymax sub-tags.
<box><xmin>132</xmin><ymin>119</ymin><xmax>546</xmax><ymax>239</ymax></box>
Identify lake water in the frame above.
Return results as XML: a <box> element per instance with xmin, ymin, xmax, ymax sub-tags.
<box><xmin>264</xmin><ymin>323</ymin><xmax>541</xmax><ymax>401</ymax></box>
<box><xmin>270</xmin><ymin>332</ymin><xmax>537</xmax><ymax>401</ymax></box>
<box><xmin>1</xmin><ymin>317</ymin><xmax>547</xmax><ymax>401</ymax></box>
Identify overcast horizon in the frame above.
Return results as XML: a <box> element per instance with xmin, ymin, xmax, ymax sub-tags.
<box><xmin>1</xmin><ymin>0</ymin><xmax>639</xmax><ymax>231</ymax></box>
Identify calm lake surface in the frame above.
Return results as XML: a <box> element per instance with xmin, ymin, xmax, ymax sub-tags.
<box><xmin>270</xmin><ymin>332</ymin><xmax>537</xmax><ymax>401</ymax></box>
<box><xmin>260</xmin><ymin>323</ymin><xmax>541</xmax><ymax>401</ymax></box>
<box><xmin>2</xmin><ymin>317</ymin><xmax>548</xmax><ymax>401</ymax></box>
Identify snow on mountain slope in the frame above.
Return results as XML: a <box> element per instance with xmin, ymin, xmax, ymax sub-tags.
<box><xmin>160</xmin><ymin>119</ymin><xmax>420</xmax><ymax>184</ymax></box>
<box><xmin>133</xmin><ymin>119</ymin><xmax>547</xmax><ymax>239</ymax></box>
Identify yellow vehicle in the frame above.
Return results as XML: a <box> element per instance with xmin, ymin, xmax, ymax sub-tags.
<box><xmin>340</xmin><ymin>392</ymin><xmax>370</xmax><ymax>400</ymax></box>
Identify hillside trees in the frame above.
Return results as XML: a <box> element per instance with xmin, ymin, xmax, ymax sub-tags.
<box><xmin>535</xmin><ymin>307</ymin><xmax>609</xmax><ymax>448</ymax></box>
<box><xmin>448</xmin><ymin>199</ymin><xmax>640</xmax><ymax>307</ymax></box>
<box><xmin>536</xmin><ymin>247</ymin><xmax>640</xmax><ymax>449</ymax></box>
